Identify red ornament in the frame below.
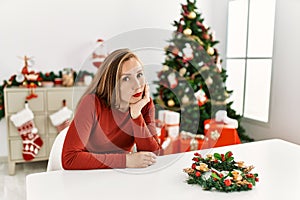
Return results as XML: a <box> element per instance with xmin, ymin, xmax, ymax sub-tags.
<box><xmin>195</xmin><ymin>171</ymin><xmax>201</xmax><ymax>177</ymax></box>
<box><xmin>247</xmin><ymin>184</ymin><xmax>253</xmax><ymax>189</ymax></box>
<box><xmin>202</xmin><ymin>33</ymin><xmax>210</xmax><ymax>40</ymax></box>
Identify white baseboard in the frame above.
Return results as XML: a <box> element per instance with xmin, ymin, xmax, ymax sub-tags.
<box><xmin>0</xmin><ymin>156</ymin><xmax>8</xmax><ymax>163</ymax></box>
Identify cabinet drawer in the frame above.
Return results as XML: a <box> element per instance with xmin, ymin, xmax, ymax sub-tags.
<box><xmin>48</xmin><ymin>136</ymin><xmax>57</xmax><ymax>156</ymax></box>
<box><xmin>48</xmin><ymin>119</ymin><xmax>58</xmax><ymax>135</ymax></box>
<box><xmin>6</xmin><ymin>91</ymin><xmax>45</xmax><ymax>113</ymax></box>
<box><xmin>7</xmin><ymin>115</ymin><xmax>46</xmax><ymax>137</ymax></box>
<box><xmin>9</xmin><ymin>136</ymin><xmax>47</xmax><ymax>161</ymax></box>
<box><xmin>47</xmin><ymin>91</ymin><xmax>74</xmax><ymax>111</ymax></box>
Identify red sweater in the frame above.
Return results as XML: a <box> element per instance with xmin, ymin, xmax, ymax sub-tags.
<box><xmin>62</xmin><ymin>94</ymin><xmax>161</xmax><ymax>170</ymax></box>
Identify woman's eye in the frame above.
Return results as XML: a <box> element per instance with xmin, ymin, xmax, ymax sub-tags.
<box><xmin>122</xmin><ymin>76</ymin><xmax>130</xmax><ymax>82</ymax></box>
<box><xmin>137</xmin><ymin>72</ymin><xmax>143</xmax><ymax>78</ymax></box>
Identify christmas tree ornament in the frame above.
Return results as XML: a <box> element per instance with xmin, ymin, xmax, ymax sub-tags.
<box><xmin>167</xmin><ymin>99</ymin><xmax>175</xmax><ymax>107</ymax></box>
<box><xmin>179</xmin><ymin>68</ymin><xmax>187</xmax><ymax>77</ymax></box>
<box><xmin>205</xmin><ymin>76</ymin><xmax>213</xmax><ymax>86</ymax></box>
<box><xmin>202</xmin><ymin>33</ymin><xmax>210</xmax><ymax>40</ymax></box>
<box><xmin>167</xmin><ymin>72</ymin><xmax>178</xmax><ymax>88</ymax></box>
<box><xmin>182</xmin><ymin>94</ymin><xmax>189</xmax><ymax>104</ymax></box>
<box><xmin>171</xmin><ymin>47</ymin><xmax>179</xmax><ymax>56</ymax></box>
<box><xmin>187</xmin><ymin>11</ymin><xmax>196</xmax><ymax>19</ymax></box>
<box><xmin>194</xmin><ymin>88</ymin><xmax>208</xmax><ymax>106</ymax></box>
<box><xmin>10</xmin><ymin>101</ymin><xmax>43</xmax><ymax>161</ymax></box>
<box><xmin>198</xmin><ymin>61</ymin><xmax>204</xmax><ymax>67</ymax></box>
<box><xmin>196</xmin><ymin>21</ymin><xmax>206</xmax><ymax>31</ymax></box>
<box><xmin>183</xmin><ymin>28</ymin><xmax>192</xmax><ymax>36</ymax></box>
<box><xmin>207</xmin><ymin>46</ymin><xmax>215</xmax><ymax>55</ymax></box>
<box><xmin>162</xmin><ymin>65</ymin><xmax>169</xmax><ymax>71</ymax></box>
<box><xmin>183</xmin><ymin>43</ymin><xmax>194</xmax><ymax>61</ymax></box>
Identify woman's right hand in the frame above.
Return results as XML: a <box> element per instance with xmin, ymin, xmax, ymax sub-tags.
<box><xmin>126</xmin><ymin>151</ymin><xmax>157</xmax><ymax>168</ymax></box>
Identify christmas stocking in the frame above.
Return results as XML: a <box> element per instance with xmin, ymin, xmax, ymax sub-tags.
<box><xmin>10</xmin><ymin>101</ymin><xmax>43</xmax><ymax>161</ymax></box>
<box><xmin>49</xmin><ymin>99</ymin><xmax>73</xmax><ymax>132</ymax></box>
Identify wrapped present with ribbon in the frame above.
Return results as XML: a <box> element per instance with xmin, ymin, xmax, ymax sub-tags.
<box><xmin>179</xmin><ymin>131</ymin><xmax>207</xmax><ymax>152</ymax></box>
<box><xmin>155</xmin><ymin>110</ymin><xmax>180</xmax><ymax>155</ymax></box>
<box><xmin>158</xmin><ymin>110</ymin><xmax>180</xmax><ymax>140</ymax></box>
<box><xmin>203</xmin><ymin>111</ymin><xmax>241</xmax><ymax>148</ymax></box>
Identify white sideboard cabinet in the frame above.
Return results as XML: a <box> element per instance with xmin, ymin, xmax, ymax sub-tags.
<box><xmin>4</xmin><ymin>86</ymin><xmax>86</xmax><ymax>175</ymax></box>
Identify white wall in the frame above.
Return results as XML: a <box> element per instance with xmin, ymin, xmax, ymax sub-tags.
<box><xmin>0</xmin><ymin>0</ymin><xmax>221</xmax><ymax>156</ymax></box>
<box><xmin>241</xmin><ymin>0</ymin><xmax>300</xmax><ymax>144</ymax></box>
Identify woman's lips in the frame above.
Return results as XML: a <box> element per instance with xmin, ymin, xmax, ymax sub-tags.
<box><xmin>133</xmin><ymin>92</ymin><xmax>142</xmax><ymax>97</ymax></box>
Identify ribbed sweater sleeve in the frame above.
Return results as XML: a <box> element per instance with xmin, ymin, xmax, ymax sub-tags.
<box><xmin>62</xmin><ymin>95</ymin><xmax>126</xmax><ymax>170</ymax></box>
<box><xmin>131</xmin><ymin>100</ymin><xmax>162</xmax><ymax>155</ymax></box>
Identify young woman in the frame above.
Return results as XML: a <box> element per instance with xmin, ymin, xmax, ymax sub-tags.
<box><xmin>62</xmin><ymin>48</ymin><xmax>162</xmax><ymax>170</ymax></box>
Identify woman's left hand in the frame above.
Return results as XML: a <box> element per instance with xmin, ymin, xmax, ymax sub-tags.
<box><xmin>129</xmin><ymin>84</ymin><xmax>150</xmax><ymax>119</ymax></box>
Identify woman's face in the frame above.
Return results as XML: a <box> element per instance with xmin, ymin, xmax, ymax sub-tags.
<box><xmin>119</xmin><ymin>58</ymin><xmax>146</xmax><ymax>105</ymax></box>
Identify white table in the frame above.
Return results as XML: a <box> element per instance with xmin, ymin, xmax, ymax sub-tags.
<box><xmin>26</xmin><ymin>139</ymin><xmax>300</xmax><ymax>200</ymax></box>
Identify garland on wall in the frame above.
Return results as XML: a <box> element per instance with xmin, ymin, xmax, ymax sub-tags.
<box><xmin>0</xmin><ymin>56</ymin><xmax>94</xmax><ymax>120</ymax></box>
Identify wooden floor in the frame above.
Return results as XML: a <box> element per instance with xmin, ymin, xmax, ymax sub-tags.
<box><xmin>0</xmin><ymin>160</ymin><xmax>47</xmax><ymax>200</ymax></box>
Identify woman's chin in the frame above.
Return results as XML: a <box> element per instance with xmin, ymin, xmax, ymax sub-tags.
<box><xmin>129</xmin><ymin>96</ymin><xmax>142</xmax><ymax>104</ymax></box>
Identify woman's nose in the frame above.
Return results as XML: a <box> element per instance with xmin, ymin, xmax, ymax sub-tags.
<box><xmin>131</xmin><ymin>77</ymin><xmax>142</xmax><ymax>90</ymax></box>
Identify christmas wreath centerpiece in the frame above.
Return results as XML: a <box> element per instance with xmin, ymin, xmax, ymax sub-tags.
<box><xmin>183</xmin><ymin>151</ymin><xmax>259</xmax><ymax>192</ymax></box>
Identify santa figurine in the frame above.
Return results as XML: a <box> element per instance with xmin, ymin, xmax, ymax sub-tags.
<box><xmin>21</xmin><ymin>56</ymin><xmax>40</xmax><ymax>100</ymax></box>
<box><xmin>92</xmin><ymin>38</ymin><xmax>107</xmax><ymax>68</ymax></box>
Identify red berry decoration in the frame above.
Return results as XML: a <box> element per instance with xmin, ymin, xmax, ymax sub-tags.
<box><xmin>224</xmin><ymin>179</ymin><xmax>232</xmax><ymax>186</ymax></box>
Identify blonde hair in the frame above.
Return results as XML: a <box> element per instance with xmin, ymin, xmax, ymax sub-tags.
<box><xmin>80</xmin><ymin>48</ymin><xmax>141</xmax><ymax>108</ymax></box>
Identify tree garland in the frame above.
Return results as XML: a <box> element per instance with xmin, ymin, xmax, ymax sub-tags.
<box><xmin>183</xmin><ymin>151</ymin><xmax>259</xmax><ymax>192</ymax></box>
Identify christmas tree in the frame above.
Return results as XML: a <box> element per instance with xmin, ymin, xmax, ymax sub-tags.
<box><xmin>153</xmin><ymin>0</ymin><xmax>253</xmax><ymax>142</ymax></box>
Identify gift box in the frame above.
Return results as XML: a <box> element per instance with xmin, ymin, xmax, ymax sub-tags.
<box><xmin>204</xmin><ymin>119</ymin><xmax>241</xmax><ymax>148</ymax></box>
<box><xmin>157</xmin><ymin>110</ymin><xmax>180</xmax><ymax>143</ymax></box>
<box><xmin>178</xmin><ymin>131</ymin><xmax>208</xmax><ymax>153</ymax></box>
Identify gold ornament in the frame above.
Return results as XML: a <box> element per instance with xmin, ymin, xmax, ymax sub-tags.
<box><xmin>162</xmin><ymin>65</ymin><xmax>169</xmax><ymax>71</ymax></box>
<box><xmin>179</xmin><ymin>68</ymin><xmax>187</xmax><ymax>76</ymax></box>
<box><xmin>167</xmin><ymin>99</ymin><xmax>175</xmax><ymax>107</ymax></box>
<box><xmin>181</xmin><ymin>94</ymin><xmax>189</xmax><ymax>104</ymax></box>
<box><xmin>187</xmin><ymin>11</ymin><xmax>196</xmax><ymax>19</ymax></box>
<box><xmin>183</xmin><ymin>28</ymin><xmax>192</xmax><ymax>36</ymax></box>
<box><xmin>207</xmin><ymin>47</ymin><xmax>214</xmax><ymax>55</ymax></box>
<box><xmin>205</xmin><ymin>76</ymin><xmax>213</xmax><ymax>85</ymax></box>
